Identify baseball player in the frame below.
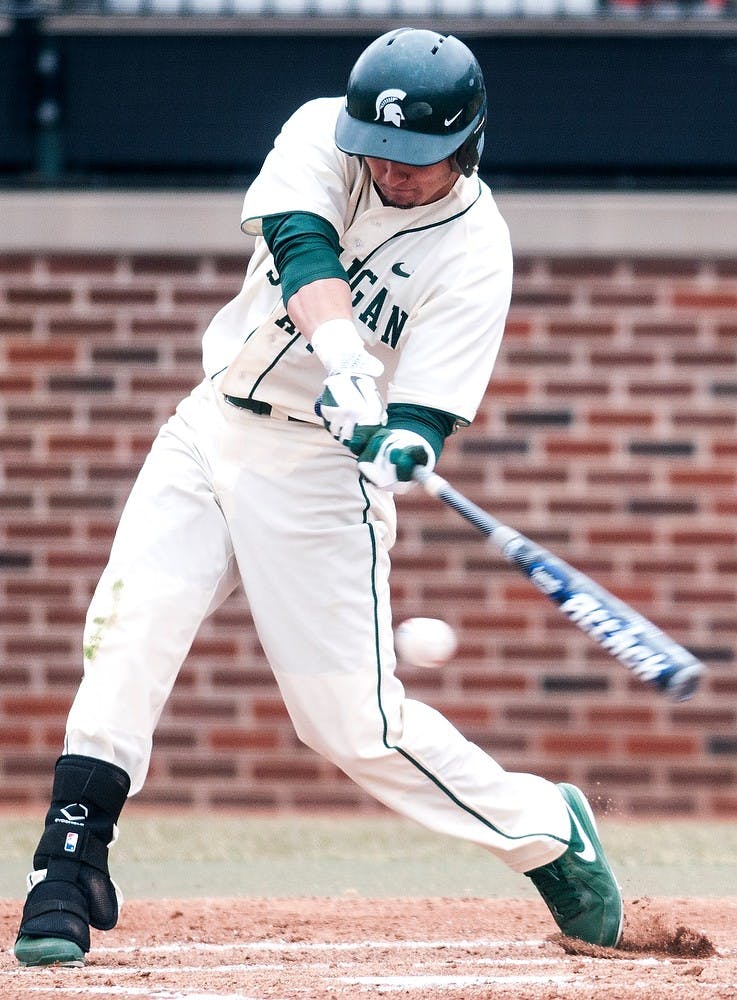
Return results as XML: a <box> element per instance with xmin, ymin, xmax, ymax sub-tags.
<box><xmin>15</xmin><ymin>28</ymin><xmax>622</xmax><ymax>967</ymax></box>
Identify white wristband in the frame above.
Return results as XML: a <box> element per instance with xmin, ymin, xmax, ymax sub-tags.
<box><xmin>311</xmin><ymin>319</ymin><xmax>365</xmax><ymax>372</ymax></box>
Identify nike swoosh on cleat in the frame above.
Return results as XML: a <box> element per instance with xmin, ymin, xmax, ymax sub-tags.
<box><xmin>444</xmin><ymin>110</ymin><xmax>463</xmax><ymax>127</ymax></box>
<box><xmin>567</xmin><ymin>805</ymin><xmax>597</xmax><ymax>862</ymax></box>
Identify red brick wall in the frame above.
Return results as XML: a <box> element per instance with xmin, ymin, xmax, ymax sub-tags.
<box><xmin>1</xmin><ymin>250</ymin><xmax>735</xmax><ymax>816</ymax></box>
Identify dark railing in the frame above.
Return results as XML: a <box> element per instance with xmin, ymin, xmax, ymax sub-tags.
<box><xmin>2</xmin><ymin>1</ymin><xmax>737</xmax><ymax>189</ymax></box>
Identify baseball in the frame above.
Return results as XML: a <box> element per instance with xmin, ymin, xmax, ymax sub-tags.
<box><xmin>394</xmin><ymin>618</ymin><xmax>458</xmax><ymax>669</ymax></box>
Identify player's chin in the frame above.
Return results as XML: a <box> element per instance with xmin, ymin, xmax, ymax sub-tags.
<box><xmin>380</xmin><ymin>190</ymin><xmax>417</xmax><ymax>209</ymax></box>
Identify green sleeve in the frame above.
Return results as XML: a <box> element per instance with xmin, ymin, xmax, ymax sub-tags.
<box><xmin>386</xmin><ymin>403</ymin><xmax>460</xmax><ymax>461</ymax></box>
<box><xmin>261</xmin><ymin>212</ymin><xmax>349</xmax><ymax>305</ymax></box>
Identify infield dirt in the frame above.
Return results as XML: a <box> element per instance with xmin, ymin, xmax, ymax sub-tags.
<box><xmin>1</xmin><ymin>895</ymin><xmax>735</xmax><ymax>999</ymax></box>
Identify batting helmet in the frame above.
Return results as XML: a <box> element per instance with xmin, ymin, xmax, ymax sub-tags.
<box><xmin>335</xmin><ymin>28</ymin><xmax>487</xmax><ymax>178</ymax></box>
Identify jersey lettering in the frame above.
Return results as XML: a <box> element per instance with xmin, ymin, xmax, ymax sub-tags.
<box><xmin>350</xmin><ymin>268</ymin><xmax>378</xmax><ymax>306</ymax></box>
<box><xmin>347</xmin><ymin>260</ymin><xmax>409</xmax><ymax>348</ymax></box>
<box><xmin>359</xmin><ymin>288</ymin><xmax>387</xmax><ymax>332</ymax></box>
<box><xmin>274</xmin><ymin>313</ymin><xmax>298</xmax><ymax>335</ymax></box>
<box><xmin>271</xmin><ymin>257</ymin><xmax>410</xmax><ymax>353</ymax></box>
<box><xmin>381</xmin><ymin>305</ymin><xmax>408</xmax><ymax>349</ymax></box>
<box><xmin>344</xmin><ymin>258</ymin><xmax>364</xmax><ymax>282</ymax></box>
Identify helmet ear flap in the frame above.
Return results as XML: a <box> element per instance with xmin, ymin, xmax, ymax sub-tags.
<box><xmin>452</xmin><ymin>116</ymin><xmax>486</xmax><ymax>178</ymax></box>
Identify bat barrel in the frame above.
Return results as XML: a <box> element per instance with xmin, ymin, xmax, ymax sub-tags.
<box><xmin>655</xmin><ymin>661</ymin><xmax>704</xmax><ymax>703</ymax></box>
<box><xmin>415</xmin><ymin>468</ymin><xmax>705</xmax><ymax>702</ymax></box>
<box><xmin>507</xmin><ymin>535</ymin><xmax>706</xmax><ymax>702</ymax></box>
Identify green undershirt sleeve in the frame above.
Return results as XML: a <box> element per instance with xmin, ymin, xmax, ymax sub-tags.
<box><xmin>261</xmin><ymin>212</ymin><xmax>349</xmax><ymax>306</ymax></box>
<box><xmin>386</xmin><ymin>403</ymin><xmax>459</xmax><ymax>461</ymax></box>
<box><xmin>262</xmin><ymin>213</ymin><xmax>460</xmax><ymax>460</ymax></box>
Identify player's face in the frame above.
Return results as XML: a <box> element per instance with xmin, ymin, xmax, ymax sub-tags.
<box><xmin>364</xmin><ymin>156</ymin><xmax>460</xmax><ymax>209</ymax></box>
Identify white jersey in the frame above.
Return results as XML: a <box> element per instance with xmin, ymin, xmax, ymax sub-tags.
<box><xmin>206</xmin><ymin>97</ymin><xmax>513</xmax><ymax>426</ymax></box>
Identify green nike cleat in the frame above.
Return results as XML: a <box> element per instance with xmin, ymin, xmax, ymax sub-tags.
<box><xmin>14</xmin><ymin>934</ymin><xmax>85</xmax><ymax>967</ymax></box>
<box><xmin>525</xmin><ymin>782</ymin><xmax>623</xmax><ymax>947</ymax></box>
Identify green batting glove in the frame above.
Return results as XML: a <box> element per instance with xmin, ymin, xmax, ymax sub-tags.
<box><xmin>357</xmin><ymin>428</ymin><xmax>435</xmax><ymax>491</ymax></box>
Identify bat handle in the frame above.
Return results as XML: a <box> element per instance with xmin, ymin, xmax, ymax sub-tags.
<box><xmin>412</xmin><ymin>467</ymin><xmax>447</xmax><ymax>496</ymax></box>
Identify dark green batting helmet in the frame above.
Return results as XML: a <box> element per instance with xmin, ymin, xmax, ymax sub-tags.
<box><xmin>335</xmin><ymin>28</ymin><xmax>487</xmax><ymax>177</ymax></box>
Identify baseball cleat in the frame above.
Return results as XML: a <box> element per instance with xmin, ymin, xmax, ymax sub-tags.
<box><xmin>14</xmin><ymin>934</ymin><xmax>85</xmax><ymax>967</ymax></box>
<box><xmin>525</xmin><ymin>782</ymin><xmax>623</xmax><ymax>947</ymax></box>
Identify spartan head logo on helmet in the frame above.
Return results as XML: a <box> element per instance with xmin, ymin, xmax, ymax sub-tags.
<box><xmin>374</xmin><ymin>89</ymin><xmax>407</xmax><ymax>127</ymax></box>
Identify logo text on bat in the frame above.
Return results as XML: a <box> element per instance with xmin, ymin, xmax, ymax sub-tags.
<box><xmin>560</xmin><ymin>592</ymin><xmax>668</xmax><ymax>681</ymax></box>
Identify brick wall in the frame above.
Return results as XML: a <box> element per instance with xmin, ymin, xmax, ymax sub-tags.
<box><xmin>1</xmin><ymin>246</ymin><xmax>736</xmax><ymax>817</ymax></box>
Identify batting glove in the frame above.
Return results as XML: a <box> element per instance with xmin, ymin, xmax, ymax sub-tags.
<box><xmin>318</xmin><ymin>372</ymin><xmax>387</xmax><ymax>451</ymax></box>
<box><xmin>312</xmin><ymin>318</ymin><xmax>387</xmax><ymax>450</ymax></box>
<box><xmin>357</xmin><ymin>428</ymin><xmax>436</xmax><ymax>493</ymax></box>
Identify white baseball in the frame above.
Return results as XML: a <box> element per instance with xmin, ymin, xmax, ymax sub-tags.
<box><xmin>394</xmin><ymin>618</ymin><xmax>458</xmax><ymax>669</ymax></box>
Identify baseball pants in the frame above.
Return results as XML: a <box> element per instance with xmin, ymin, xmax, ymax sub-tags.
<box><xmin>65</xmin><ymin>377</ymin><xmax>570</xmax><ymax>873</ymax></box>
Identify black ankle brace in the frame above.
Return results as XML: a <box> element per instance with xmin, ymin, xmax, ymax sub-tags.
<box><xmin>17</xmin><ymin>754</ymin><xmax>131</xmax><ymax>953</ymax></box>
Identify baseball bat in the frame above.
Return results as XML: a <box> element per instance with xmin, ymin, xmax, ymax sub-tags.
<box><xmin>413</xmin><ymin>469</ymin><xmax>704</xmax><ymax>702</ymax></box>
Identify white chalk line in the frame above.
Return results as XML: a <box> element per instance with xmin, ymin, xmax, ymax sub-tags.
<box><xmin>340</xmin><ymin>978</ymin><xmax>737</xmax><ymax>993</ymax></box>
<box><xmin>1</xmin><ymin>937</ymin><xmax>696</xmax><ymax>983</ymax></box>
<box><xmin>7</xmin><ymin>937</ymin><xmax>731</xmax><ymax>998</ymax></box>
<box><xmin>19</xmin><ymin>978</ymin><xmax>737</xmax><ymax>998</ymax></box>
<box><xmin>1</xmin><ymin>954</ymin><xmax>671</xmax><ymax>978</ymax></box>
<box><xmin>342</xmin><ymin>973</ymin><xmax>577</xmax><ymax>989</ymax></box>
<box><xmin>2</xmin><ymin>957</ymin><xmax>562</xmax><ymax>978</ymax></box>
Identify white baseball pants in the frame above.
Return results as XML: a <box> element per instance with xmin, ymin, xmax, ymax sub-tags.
<box><xmin>65</xmin><ymin>377</ymin><xmax>570</xmax><ymax>873</ymax></box>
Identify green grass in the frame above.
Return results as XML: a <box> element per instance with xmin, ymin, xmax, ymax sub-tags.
<box><xmin>2</xmin><ymin>812</ymin><xmax>734</xmax><ymax>899</ymax></box>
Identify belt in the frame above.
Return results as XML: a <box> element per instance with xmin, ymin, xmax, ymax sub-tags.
<box><xmin>223</xmin><ymin>394</ymin><xmax>314</xmax><ymax>425</ymax></box>
<box><xmin>224</xmin><ymin>394</ymin><xmax>272</xmax><ymax>415</ymax></box>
